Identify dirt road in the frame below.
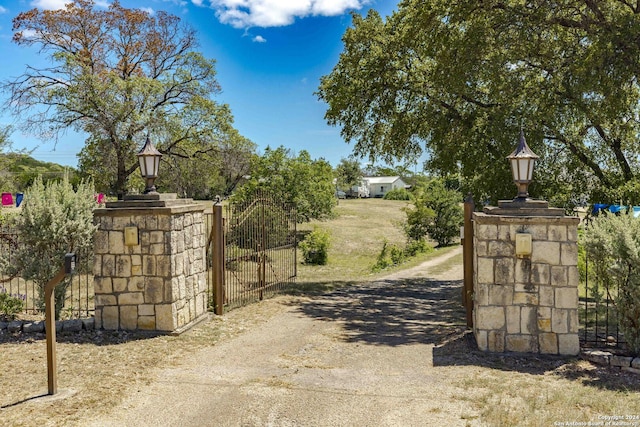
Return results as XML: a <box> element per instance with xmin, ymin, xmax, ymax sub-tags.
<box><xmin>88</xmin><ymin>247</ymin><xmax>479</xmax><ymax>427</ymax></box>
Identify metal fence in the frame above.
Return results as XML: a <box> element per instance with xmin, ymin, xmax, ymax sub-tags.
<box><xmin>205</xmin><ymin>193</ymin><xmax>297</xmax><ymax>313</ymax></box>
<box><xmin>580</xmin><ymin>251</ymin><xmax>626</xmax><ymax>349</ymax></box>
<box><xmin>0</xmin><ymin>225</ymin><xmax>94</xmax><ymax>320</ymax></box>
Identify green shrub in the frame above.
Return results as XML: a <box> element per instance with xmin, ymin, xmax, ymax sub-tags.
<box><xmin>383</xmin><ymin>188</ymin><xmax>411</xmax><ymax>200</ymax></box>
<box><xmin>0</xmin><ymin>286</ymin><xmax>25</xmax><ymax>320</ymax></box>
<box><xmin>403</xmin><ymin>205</ymin><xmax>435</xmax><ymax>242</ymax></box>
<box><xmin>373</xmin><ymin>240</ymin><xmax>398</xmax><ymax>271</ymax></box>
<box><xmin>405</xmin><ymin>239</ymin><xmax>434</xmax><ymax>257</ymax></box>
<box><xmin>372</xmin><ymin>239</ymin><xmax>434</xmax><ymax>272</ymax></box>
<box><xmin>403</xmin><ymin>179</ymin><xmax>463</xmax><ymax>246</ymax></box>
<box><xmin>300</xmin><ymin>227</ymin><xmax>330</xmax><ymax>265</ymax></box>
<box><xmin>0</xmin><ymin>176</ymin><xmax>96</xmax><ymax>320</ymax></box>
<box><xmin>583</xmin><ymin>214</ymin><xmax>640</xmax><ymax>355</ymax></box>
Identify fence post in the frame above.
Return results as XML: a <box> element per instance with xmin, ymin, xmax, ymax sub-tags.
<box><xmin>463</xmin><ymin>194</ymin><xmax>474</xmax><ymax>328</ymax></box>
<box><xmin>212</xmin><ymin>203</ymin><xmax>225</xmax><ymax>316</ymax></box>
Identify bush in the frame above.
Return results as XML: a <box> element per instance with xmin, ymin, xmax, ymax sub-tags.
<box><xmin>373</xmin><ymin>240</ymin><xmax>403</xmax><ymax>271</ymax></box>
<box><xmin>372</xmin><ymin>239</ymin><xmax>433</xmax><ymax>272</ymax></box>
<box><xmin>0</xmin><ymin>176</ymin><xmax>96</xmax><ymax>320</ymax></box>
<box><xmin>383</xmin><ymin>188</ymin><xmax>411</xmax><ymax>200</ymax></box>
<box><xmin>583</xmin><ymin>214</ymin><xmax>640</xmax><ymax>355</ymax></box>
<box><xmin>0</xmin><ymin>286</ymin><xmax>25</xmax><ymax>320</ymax></box>
<box><xmin>405</xmin><ymin>239</ymin><xmax>434</xmax><ymax>257</ymax></box>
<box><xmin>403</xmin><ymin>179</ymin><xmax>462</xmax><ymax>246</ymax></box>
<box><xmin>300</xmin><ymin>227</ymin><xmax>330</xmax><ymax>265</ymax></box>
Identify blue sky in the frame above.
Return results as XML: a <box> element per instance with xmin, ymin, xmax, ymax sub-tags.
<box><xmin>0</xmin><ymin>0</ymin><xmax>400</xmax><ymax>168</ymax></box>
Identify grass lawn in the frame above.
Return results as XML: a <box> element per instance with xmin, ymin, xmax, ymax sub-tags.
<box><xmin>295</xmin><ymin>198</ymin><xmax>458</xmax><ymax>292</ymax></box>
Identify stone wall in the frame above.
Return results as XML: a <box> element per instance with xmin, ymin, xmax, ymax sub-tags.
<box><xmin>93</xmin><ymin>199</ymin><xmax>207</xmax><ymax>332</ymax></box>
<box><xmin>473</xmin><ymin>212</ymin><xmax>581</xmax><ymax>355</ymax></box>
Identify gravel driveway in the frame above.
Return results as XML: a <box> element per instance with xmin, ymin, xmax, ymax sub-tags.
<box><xmin>88</xmin><ymin>248</ymin><xmax>479</xmax><ymax>427</ymax></box>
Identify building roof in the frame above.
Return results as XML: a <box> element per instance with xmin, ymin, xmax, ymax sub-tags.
<box><xmin>364</xmin><ymin>176</ymin><xmax>404</xmax><ymax>185</ymax></box>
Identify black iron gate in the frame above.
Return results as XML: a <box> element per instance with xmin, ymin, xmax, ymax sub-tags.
<box><xmin>208</xmin><ymin>192</ymin><xmax>297</xmax><ymax>313</ymax></box>
<box><xmin>580</xmin><ymin>252</ymin><xmax>626</xmax><ymax>349</ymax></box>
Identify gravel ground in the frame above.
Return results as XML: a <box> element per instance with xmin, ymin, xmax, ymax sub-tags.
<box><xmin>86</xmin><ymin>248</ymin><xmax>479</xmax><ymax>427</ymax></box>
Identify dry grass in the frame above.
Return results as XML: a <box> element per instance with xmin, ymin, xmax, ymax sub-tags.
<box><xmin>298</xmin><ymin>198</ymin><xmax>410</xmax><ymax>282</ymax></box>
<box><xmin>295</xmin><ymin>198</ymin><xmax>457</xmax><ymax>290</ymax></box>
<box><xmin>0</xmin><ymin>296</ymin><xmax>293</xmax><ymax>426</ymax></box>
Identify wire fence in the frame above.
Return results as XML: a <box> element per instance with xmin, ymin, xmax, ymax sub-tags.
<box><xmin>0</xmin><ymin>225</ymin><xmax>94</xmax><ymax>320</ymax></box>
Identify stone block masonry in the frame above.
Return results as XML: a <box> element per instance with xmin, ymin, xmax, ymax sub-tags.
<box><xmin>93</xmin><ymin>194</ymin><xmax>208</xmax><ymax>333</ymax></box>
<box><xmin>473</xmin><ymin>211</ymin><xmax>581</xmax><ymax>355</ymax></box>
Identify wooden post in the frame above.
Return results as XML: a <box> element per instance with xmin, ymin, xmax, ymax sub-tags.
<box><xmin>45</xmin><ymin>267</ymin><xmax>67</xmax><ymax>395</ymax></box>
<box><xmin>212</xmin><ymin>203</ymin><xmax>225</xmax><ymax>316</ymax></box>
<box><xmin>463</xmin><ymin>194</ymin><xmax>475</xmax><ymax>328</ymax></box>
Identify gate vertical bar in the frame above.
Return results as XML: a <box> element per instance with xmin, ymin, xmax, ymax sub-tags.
<box><xmin>463</xmin><ymin>193</ymin><xmax>474</xmax><ymax>328</ymax></box>
<box><xmin>260</xmin><ymin>197</ymin><xmax>266</xmax><ymax>300</ymax></box>
<box><xmin>212</xmin><ymin>203</ymin><xmax>225</xmax><ymax>315</ymax></box>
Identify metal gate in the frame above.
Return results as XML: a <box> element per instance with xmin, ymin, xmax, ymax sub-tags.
<box><xmin>208</xmin><ymin>191</ymin><xmax>297</xmax><ymax>313</ymax></box>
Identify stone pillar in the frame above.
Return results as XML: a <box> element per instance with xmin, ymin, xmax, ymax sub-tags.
<box><xmin>93</xmin><ymin>194</ymin><xmax>208</xmax><ymax>333</ymax></box>
<box><xmin>473</xmin><ymin>200</ymin><xmax>581</xmax><ymax>355</ymax></box>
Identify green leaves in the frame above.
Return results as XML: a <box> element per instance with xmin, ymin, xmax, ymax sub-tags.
<box><xmin>299</xmin><ymin>227</ymin><xmax>330</xmax><ymax>265</ymax></box>
<box><xmin>233</xmin><ymin>146</ymin><xmax>336</xmax><ymax>223</ymax></box>
<box><xmin>6</xmin><ymin>175</ymin><xmax>96</xmax><ymax>319</ymax></box>
<box><xmin>6</xmin><ymin>1</ymin><xmax>241</xmax><ymax>198</ymax></box>
<box><xmin>403</xmin><ymin>178</ymin><xmax>462</xmax><ymax>246</ymax></box>
<box><xmin>318</xmin><ymin>0</ymin><xmax>640</xmax><ymax>206</ymax></box>
<box><xmin>584</xmin><ymin>213</ymin><xmax>640</xmax><ymax>355</ymax></box>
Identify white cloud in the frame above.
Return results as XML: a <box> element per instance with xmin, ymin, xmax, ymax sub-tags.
<box><xmin>30</xmin><ymin>0</ymin><xmax>69</xmax><ymax>10</ymax></box>
<box><xmin>20</xmin><ymin>29</ymin><xmax>38</xmax><ymax>39</ymax></box>
<box><xmin>0</xmin><ymin>6</ymin><xmax>7</xmax><ymax>13</ymax></box>
<box><xmin>139</xmin><ymin>7</ymin><xmax>155</xmax><ymax>15</ymax></box>
<box><xmin>31</xmin><ymin>0</ymin><xmax>110</xmax><ymax>9</ymax></box>
<box><xmin>209</xmin><ymin>0</ymin><xmax>369</xmax><ymax>29</ymax></box>
<box><xmin>252</xmin><ymin>35</ymin><xmax>266</xmax><ymax>42</ymax></box>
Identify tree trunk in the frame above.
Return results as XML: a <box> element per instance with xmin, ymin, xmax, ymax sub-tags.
<box><xmin>116</xmin><ymin>153</ymin><xmax>127</xmax><ymax>200</ymax></box>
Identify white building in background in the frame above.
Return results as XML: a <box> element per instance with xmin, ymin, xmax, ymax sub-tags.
<box><xmin>362</xmin><ymin>176</ymin><xmax>409</xmax><ymax>198</ymax></box>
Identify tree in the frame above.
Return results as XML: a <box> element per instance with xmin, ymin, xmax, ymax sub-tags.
<box><xmin>159</xmin><ymin>131</ymin><xmax>254</xmax><ymax>199</ymax></box>
<box><xmin>318</xmin><ymin>1</ymin><xmax>640</xmax><ymax>206</ymax></box>
<box><xmin>335</xmin><ymin>157</ymin><xmax>363</xmax><ymax>191</ymax></box>
<box><xmin>5</xmin><ymin>0</ymin><xmax>240</xmax><ymax>198</ymax></box>
<box><xmin>234</xmin><ymin>146</ymin><xmax>336</xmax><ymax>223</ymax></box>
<box><xmin>403</xmin><ymin>179</ymin><xmax>463</xmax><ymax>246</ymax></box>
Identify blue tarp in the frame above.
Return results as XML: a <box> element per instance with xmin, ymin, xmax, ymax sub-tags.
<box><xmin>609</xmin><ymin>205</ymin><xmax>627</xmax><ymax>214</ymax></box>
<box><xmin>592</xmin><ymin>204</ymin><xmax>609</xmax><ymax>215</ymax></box>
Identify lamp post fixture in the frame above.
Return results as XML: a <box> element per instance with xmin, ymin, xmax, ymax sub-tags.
<box><xmin>507</xmin><ymin>129</ymin><xmax>539</xmax><ymax>202</ymax></box>
<box><xmin>137</xmin><ymin>136</ymin><xmax>163</xmax><ymax>194</ymax></box>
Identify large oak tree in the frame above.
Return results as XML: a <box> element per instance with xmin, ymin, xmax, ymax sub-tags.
<box><xmin>4</xmin><ymin>0</ymin><xmax>243</xmax><ymax>198</ymax></box>
<box><xmin>318</xmin><ymin>0</ymin><xmax>640</xmax><ymax>206</ymax></box>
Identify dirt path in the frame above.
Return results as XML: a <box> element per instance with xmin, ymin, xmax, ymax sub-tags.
<box><xmin>88</xmin><ymin>247</ymin><xmax>478</xmax><ymax>427</ymax></box>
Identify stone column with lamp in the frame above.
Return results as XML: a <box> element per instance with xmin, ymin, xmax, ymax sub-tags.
<box><xmin>93</xmin><ymin>137</ymin><xmax>209</xmax><ymax>333</ymax></box>
<box><xmin>472</xmin><ymin>130</ymin><xmax>581</xmax><ymax>355</ymax></box>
